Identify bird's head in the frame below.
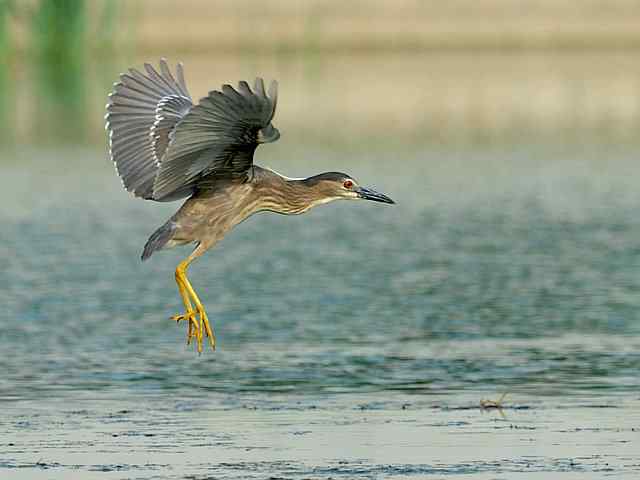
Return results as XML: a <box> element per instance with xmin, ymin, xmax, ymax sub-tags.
<box><xmin>304</xmin><ymin>172</ymin><xmax>395</xmax><ymax>205</ymax></box>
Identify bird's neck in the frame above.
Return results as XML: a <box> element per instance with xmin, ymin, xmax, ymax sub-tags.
<box><xmin>253</xmin><ymin>167</ymin><xmax>336</xmax><ymax>215</ymax></box>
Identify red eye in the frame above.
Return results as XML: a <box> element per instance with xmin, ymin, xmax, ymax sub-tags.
<box><xmin>343</xmin><ymin>180</ymin><xmax>353</xmax><ymax>189</ymax></box>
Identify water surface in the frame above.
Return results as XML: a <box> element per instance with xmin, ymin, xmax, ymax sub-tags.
<box><xmin>2</xmin><ymin>144</ymin><xmax>640</xmax><ymax>478</ymax></box>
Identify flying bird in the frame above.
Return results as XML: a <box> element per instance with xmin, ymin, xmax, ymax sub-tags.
<box><xmin>105</xmin><ymin>59</ymin><xmax>394</xmax><ymax>352</ymax></box>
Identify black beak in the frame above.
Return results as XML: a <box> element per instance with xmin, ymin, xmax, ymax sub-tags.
<box><xmin>356</xmin><ymin>186</ymin><xmax>395</xmax><ymax>204</ymax></box>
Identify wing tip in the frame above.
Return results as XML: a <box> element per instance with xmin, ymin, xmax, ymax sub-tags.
<box><xmin>268</xmin><ymin>79</ymin><xmax>278</xmax><ymax>97</ymax></box>
<box><xmin>267</xmin><ymin>80</ymin><xmax>278</xmax><ymax>120</ymax></box>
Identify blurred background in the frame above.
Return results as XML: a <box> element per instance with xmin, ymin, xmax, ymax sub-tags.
<box><xmin>3</xmin><ymin>1</ymin><xmax>640</xmax><ymax>477</ymax></box>
<box><xmin>2</xmin><ymin>0</ymin><xmax>640</xmax><ymax>146</ymax></box>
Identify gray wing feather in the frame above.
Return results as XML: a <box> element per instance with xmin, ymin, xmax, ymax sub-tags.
<box><xmin>152</xmin><ymin>79</ymin><xmax>279</xmax><ymax>201</ymax></box>
<box><xmin>105</xmin><ymin>59</ymin><xmax>192</xmax><ymax>199</ymax></box>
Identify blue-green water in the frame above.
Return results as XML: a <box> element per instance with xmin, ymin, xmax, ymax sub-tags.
<box><xmin>1</xmin><ymin>145</ymin><xmax>640</xmax><ymax>478</ymax></box>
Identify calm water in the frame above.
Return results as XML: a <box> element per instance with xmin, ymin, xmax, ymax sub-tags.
<box><xmin>2</xmin><ymin>144</ymin><xmax>640</xmax><ymax>478</ymax></box>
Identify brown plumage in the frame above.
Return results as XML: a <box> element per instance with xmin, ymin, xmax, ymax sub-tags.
<box><xmin>106</xmin><ymin>59</ymin><xmax>394</xmax><ymax>352</ymax></box>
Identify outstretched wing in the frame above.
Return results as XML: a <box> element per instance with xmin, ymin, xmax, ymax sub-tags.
<box><xmin>105</xmin><ymin>59</ymin><xmax>192</xmax><ymax>199</ymax></box>
<box><xmin>151</xmin><ymin>78</ymin><xmax>279</xmax><ymax>201</ymax></box>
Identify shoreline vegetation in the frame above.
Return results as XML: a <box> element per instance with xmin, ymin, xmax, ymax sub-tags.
<box><xmin>1</xmin><ymin>0</ymin><xmax>640</xmax><ymax>146</ymax></box>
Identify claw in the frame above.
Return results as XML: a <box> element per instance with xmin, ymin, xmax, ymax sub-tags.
<box><xmin>171</xmin><ymin>311</ymin><xmax>201</xmax><ymax>347</ymax></box>
<box><xmin>171</xmin><ymin>311</ymin><xmax>199</xmax><ymax>329</ymax></box>
<box><xmin>171</xmin><ymin>307</ymin><xmax>215</xmax><ymax>352</ymax></box>
<box><xmin>196</xmin><ymin>305</ymin><xmax>216</xmax><ymax>351</ymax></box>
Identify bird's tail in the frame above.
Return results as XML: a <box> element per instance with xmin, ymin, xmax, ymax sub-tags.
<box><xmin>141</xmin><ymin>221</ymin><xmax>176</xmax><ymax>261</ymax></box>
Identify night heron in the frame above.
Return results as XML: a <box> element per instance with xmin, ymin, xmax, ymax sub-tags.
<box><xmin>105</xmin><ymin>59</ymin><xmax>394</xmax><ymax>352</ymax></box>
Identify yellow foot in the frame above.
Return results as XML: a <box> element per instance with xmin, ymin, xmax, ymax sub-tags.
<box><xmin>197</xmin><ymin>305</ymin><xmax>216</xmax><ymax>352</ymax></box>
<box><xmin>171</xmin><ymin>307</ymin><xmax>216</xmax><ymax>353</ymax></box>
<box><xmin>171</xmin><ymin>310</ymin><xmax>199</xmax><ymax>345</ymax></box>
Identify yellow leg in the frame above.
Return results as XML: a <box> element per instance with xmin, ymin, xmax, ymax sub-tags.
<box><xmin>171</xmin><ymin>256</ymin><xmax>216</xmax><ymax>352</ymax></box>
<box><xmin>180</xmin><ymin>273</ymin><xmax>215</xmax><ymax>350</ymax></box>
<box><xmin>171</xmin><ymin>275</ymin><xmax>198</xmax><ymax>345</ymax></box>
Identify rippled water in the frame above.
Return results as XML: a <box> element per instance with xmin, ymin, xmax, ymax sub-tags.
<box><xmin>2</xmin><ymin>144</ymin><xmax>640</xmax><ymax>478</ymax></box>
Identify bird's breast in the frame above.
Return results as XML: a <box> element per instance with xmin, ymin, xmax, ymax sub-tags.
<box><xmin>198</xmin><ymin>183</ymin><xmax>261</xmax><ymax>228</ymax></box>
